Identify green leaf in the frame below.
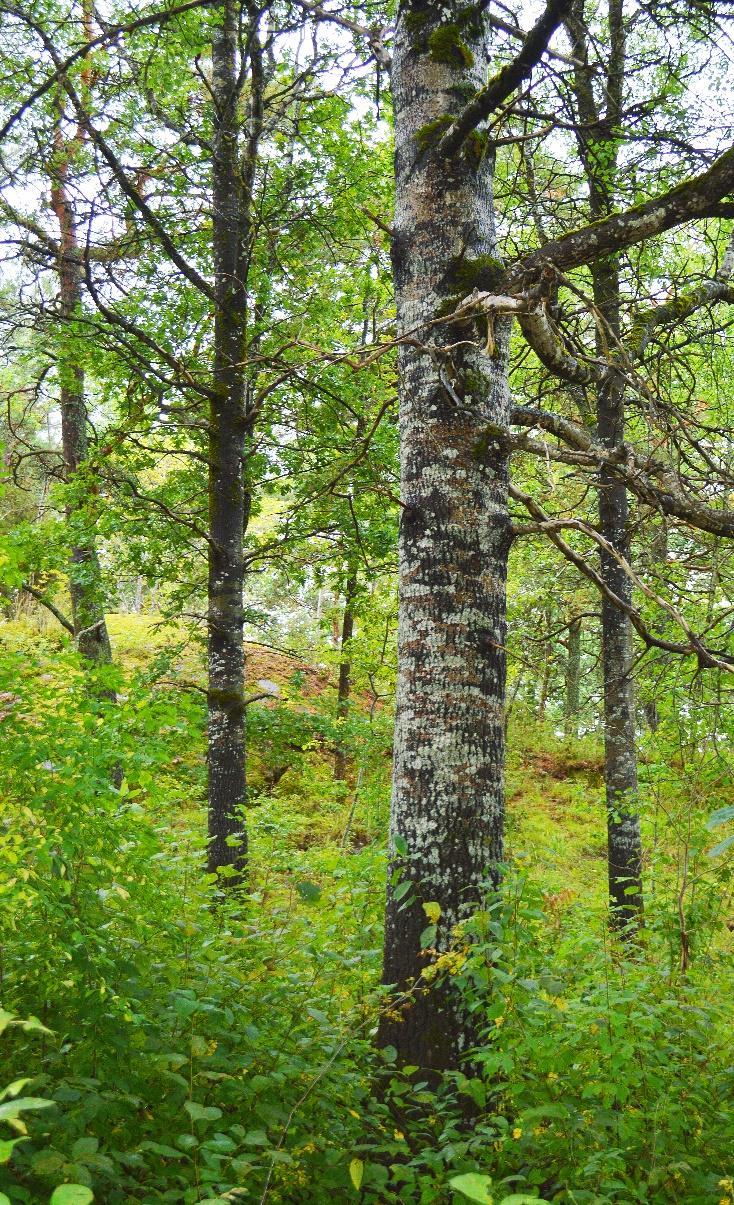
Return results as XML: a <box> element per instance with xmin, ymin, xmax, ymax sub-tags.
<box><xmin>18</xmin><ymin>1016</ymin><xmax>53</xmax><ymax>1035</ymax></box>
<box><xmin>0</xmin><ymin>1078</ymin><xmax>32</xmax><ymax>1101</ymax></box>
<box><xmin>140</xmin><ymin>1141</ymin><xmax>187</xmax><ymax>1158</ymax></box>
<box><xmin>0</xmin><ymin>1096</ymin><xmax>54</xmax><ymax>1122</ymax></box>
<box><xmin>50</xmin><ymin>1188</ymin><xmax>94</xmax><ymax>1205</ymax></box>
<box><xmin>519</xmin><ymin>1104</ymin><xmax>569</xmax><ymax>1122</ymax></box>
<box><xmin>393</xmin><ymin>834</ymin><xmax>408</xmax><ymax>857</ymax></box>
<box><xmin>449</xmin><ymin>1172</ymin><xmax>494</xmax><ymax>1203</ymax></box>
<box><xmin>0</xmin><ymin>1135</ymin><xmax>25</xmax><ymax>1163</ymax></box>
<box><xmin>71</xmin><ymin>1137</ymin><xmax>99</xmax><ymax>1159</ymax></box>
<box><xmin>184</xmin><ymin>1101</ymin><xmax>222</xmax><ymax>1123</ymax></box>
<box><xmin>243</xmin><ymin>1129</ymin><xmax>269</xmax><ymax>1146</ymax></box>
<box><xmin>499</xmin><ymin>1196</ymin><xmax>550</xmax><ymax>1204</ymax></box>
<box><xmin>349</xmin><ymin>1157</ymin><xmax>364</xmax><ymax>1190</ymax></box>
<box><xmin>0</xmin><ymin>1193</ymin><xmax>11</xmax><ymax>1205</ymax></box>
<box><xmin>172</xmin><ymin>994</ymin><xmax>199</xmax><ymax>1019</ymax></box>
<box><xmin>31</xmin><ymin>1149</ymin><xmax>66</xmax><ymax>1175</ymax></box>
<box><xmin>296</xmin><ymin>880</ymin><xmax>321</xmax><ymax>902</ymax></box>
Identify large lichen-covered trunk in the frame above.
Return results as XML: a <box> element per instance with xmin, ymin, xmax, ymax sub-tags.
<box><xmin>379</xmin><ymin>0</ymin><xmax>511</xmax><ymax>1070</ymax></box>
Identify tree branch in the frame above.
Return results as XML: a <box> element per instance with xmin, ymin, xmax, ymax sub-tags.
<box><xmin>508</xmin><ymin>406</ymin><xmax>734</xmax><ymax>539</ymax></box>
<box><xmin>439</xmin><ymin>0</ymin><xmax>572</xmax><ymax>157</ymax></box>
<box><xmin>507</xmin><ymin>145</ymin><xmax>734</xmax><ymax>284</ymax></box>
<box><xmin>22</xmin><ymin>584</ymin><xmax>74</xmax><ymax>634</ymax></box>
<box><xmin>509</xmin><ymin>486</ymin><xmax>734</xmax><ymax>670</ymax></box>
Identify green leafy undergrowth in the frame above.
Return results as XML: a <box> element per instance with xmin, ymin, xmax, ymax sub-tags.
<box><xmin>2</xmin><ymin>625</ymin><xmax>734</xmax><ymax>1202</ymax></box>
<box><xmin>0</xmin><ymin>625</ymin><xmax>386</xmax><ymax>1201</ymax></box>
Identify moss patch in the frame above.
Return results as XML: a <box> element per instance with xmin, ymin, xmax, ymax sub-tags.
<box><xmin>428</xmin><ymin>23</ymin><xmax>474</xmax><ymax>68</ymax></box>
<box><xmin>448</xmin><ymin>251</ymin><xmax>505</xmax><ymax>294</ymax></box>
<box><xmin>415</xmin><ymin>114</ymin><xmax>453</xmax><ymax>152</ymax></box>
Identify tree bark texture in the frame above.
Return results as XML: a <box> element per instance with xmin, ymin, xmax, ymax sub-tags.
<box><xmin>50</xmin><ymin>123</ymin><xmax>113</xmax><ymax>667</ymax></box>
<box><xmin>206</xmin><ymin>0</ymin><xmax>251</xmax><ymax>880</ymax></box>
<box><xmin>567</xmin><ymin>0</ymin><xmax>643</xmax><ymax>927</ymax></box>
<box><xmin>564</xmin><ymin>615</ymin><xmax>582</xmax><ymax>737</ymax></box>
<box><xmin>379</xmin><ymin>0</ymin><xmax>511</xmax><ymax>1070</ymax></box>
<box><xmin>334</xmin><ymin>570</ymin><xmax>358</xmax><ymax>783</ymax></box>
<box><xmin>593</xmin><ymin>258</ymin><xmax>644</xmax><ymax>928</ymax></box>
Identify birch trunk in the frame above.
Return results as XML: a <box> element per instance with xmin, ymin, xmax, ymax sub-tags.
<box><xmin>379</xmin><ymin>0</ymin><xmax>511</xmax><ymax>1070</ymax></box>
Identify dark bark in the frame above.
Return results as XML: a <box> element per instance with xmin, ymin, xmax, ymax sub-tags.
<box><xmin>379</xmin><ymin>0</ymin><xmax>510</xmax><ymax>1070</ymax></box>
<box><xmin>564</xmin><ymin>0</ymin><xmax>642</xmax><ymax>929</ymax></box>
<box><xmin>564</xmin><ymin>615</ymin><xmax>581</xmax><ymax>738</ymax></box>
<box><xmin>50</xmin><ymin>113</ymin><xmax>112</xmax><ymax>668</ymax></box>
<box><xmin>334</xmin><ymin>570</ymin><xmax>358</xmax><ymax>783</ymax></box>
<box><xmin>595</xmin><ymin>330</ymin><xmax>643</xmax><ymax>927</ymax></box>
<box><xmin>537</xmin><ymin>604</ymin><xmax>553</xmax><ymax>721</ymax></box>
<box><xmin>206</xmin><ymin>0</ymin><xmax>259</xmax><ymax>882</ymax></box>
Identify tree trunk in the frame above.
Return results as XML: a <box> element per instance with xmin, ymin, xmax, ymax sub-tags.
<box><xmin>593</xmin><ymin>263</ymin><xmax>643</xmax><ymax>928</ymax></box>
<box><xmin>567</xmin><ymin>0</ymin><xmax>643</xmax><ymax>928</ymax></box>
<box><xmin>564</xmin><ymin>615</ymin><xmax>582</xmax><ymax>738</ymax></box>
<box><xmin>206</xmin><ymin>0</ymin><xmax>250</xmax><ymax>881</ymax></box>
<box><xmin>334</xmin><ymin>570</ymin><xmax>358</xmax><ymax>783</ymax></box>
<box><xmin>537</xmin><ymin>604</ymin><xmax>553</xmax><ymax>721</ymax></box>
<box><xmin>379</xmin><ymin>1</ymin><xmax>511</xmax><ymax>1071</ymax></box>
<box><xmin>50</xmin><ymin>121</ymin><xmax>112</xmax><ymax>668</ymax></box>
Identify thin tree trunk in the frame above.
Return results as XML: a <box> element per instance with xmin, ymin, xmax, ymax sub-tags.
<box><xmin>379</xmin><ymin>1</ymin><xmax>510</xmax><ymax>1070</ymax></box>
<box><xmin>206</xmin><ymin>0</ymin><xmax>250</xmax><ymax>880</ymax></box>
<box><xmin>593</xmin><ymin>262</ymin><xmax>644</xmax><ymax>928</ymax></box>
<box><xmin>334</xmin><ymin>570</ymin><xmax>358</xmax><ymax>783</ymax></box>
<box><xmin>564</xmin><ymin>615</ymin><xmax>582</xmax><ymax>737</ymax></box>
<box><xmin>537</xmin><ymin>604</ymin><xmax>553</xmax><ymax>721</ymax></box>
<box><xmin>50</xmin><ymin>107</ymin><xmax>112</xmax><ymax>668</ymax></box>
<box><xmin>567</xmin><ymin>0</ymin><xmax>643</xmax><ymax>928</ymax></box>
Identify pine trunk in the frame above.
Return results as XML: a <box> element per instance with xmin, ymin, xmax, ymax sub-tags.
<box><xmin>379</xmin><ymin>1</ymin><xmax>511</xmax><ymax>1070</ymax></box>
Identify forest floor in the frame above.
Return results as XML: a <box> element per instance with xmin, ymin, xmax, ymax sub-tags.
<box><xmin>3</xmin><ymin>612</ymin><xmax>734</xmax><ymax>1203</ymax></box>
<box><xmin>105</xmin><ymin>612</ymin><xmax>612</xmax><ymax>917</ymax></box>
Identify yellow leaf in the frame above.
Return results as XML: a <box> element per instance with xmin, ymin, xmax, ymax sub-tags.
<box><xmin>349</xmin><ymin>1157</ymin><xmax>364</xmax><ymax>1191</ymax></box>
<box><xmin>422</xmin><ymin>901</ymin><xmax>441</xmax><ymax>924</ymax></box>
